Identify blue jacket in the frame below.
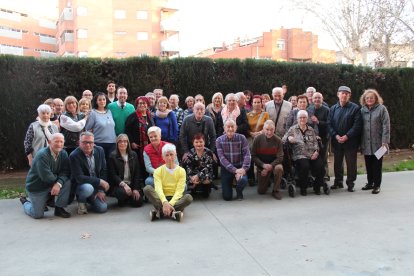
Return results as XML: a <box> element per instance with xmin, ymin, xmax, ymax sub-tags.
<box><xmin>328</xmin><ymin>101</ymin><xmax>362</xmax><ymax>149</ymax></box>
<box><xmin>69</xmin><ymin>146</ymin><xmax>107</xmax><ymax>190</ymax></box>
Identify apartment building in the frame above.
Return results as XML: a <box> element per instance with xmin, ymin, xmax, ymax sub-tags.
<box><xmin>56</xmin><ymin>0</ymin><xmax>179</xmax><ymax>58</ymax></box>
<box><xmin>195</xmin><ymin>28</ymin><xmax>336</xmax><ymax>64</ymax></box>
<box><xmin>0</xmin><ymin>7</ymin><xmax>57</xmax><ymax>57</ymax></box>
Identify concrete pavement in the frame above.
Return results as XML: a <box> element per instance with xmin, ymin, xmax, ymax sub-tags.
<box><xmin>1</xmin><ymin>171</ymin><xmax>413</xmax><ymax>276</ymax></box>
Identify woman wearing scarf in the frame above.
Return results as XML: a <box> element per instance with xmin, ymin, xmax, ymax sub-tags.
<box><xmin>24</xmin><ymin>104</ymin><xmax>60</xmax><ymax>167</ymax></box>
<box><xmin>153</xmin><ymin>96</ymin><xmax>178</xmax><ymax>144</ymax></box>
<box><xmin>125</xmin><ymin>96</ymin><xmax>154</xmax><ymax>182</ymax></box>
<box><xmin>221</xmin><ymin>93</ymin><xmax>249</xmax><ymax>136</ymax></box>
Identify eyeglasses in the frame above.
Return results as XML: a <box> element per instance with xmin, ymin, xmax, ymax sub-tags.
<box><xmin>138</xmin><ymin>102</ymin><xmax>147</xmax><ymax>105</ymax></box>
<box><xmin>81</xmin><ymin>141</ymin><xmax>94</xmax><ymax>145</ymax></box>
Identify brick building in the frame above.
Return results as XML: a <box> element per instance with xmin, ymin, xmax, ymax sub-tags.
<box><xmin>195</xmin><ymin>27</ymin><xmax>336</xmax><ymax>64</ymax></box>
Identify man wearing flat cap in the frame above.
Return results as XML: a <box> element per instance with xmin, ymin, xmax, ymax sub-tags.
<box><xmin>328</xmin><ymin>86</ymin><xmax>362</xmax><ymax>192</ymax></box>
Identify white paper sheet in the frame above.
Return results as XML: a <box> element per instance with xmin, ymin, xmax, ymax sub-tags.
<box><xmin>374</xmin><ymin>145</ymin><xmax>387</xmax><ymax>160</ymax></box>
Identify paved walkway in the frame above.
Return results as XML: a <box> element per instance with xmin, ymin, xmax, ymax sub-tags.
<box><xmin>1</xmin><ymin>171</ymin><xmax>413</xmax><ymax>276</ymax></box>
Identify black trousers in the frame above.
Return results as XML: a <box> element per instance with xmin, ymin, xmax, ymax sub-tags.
<box><xmin>295</xmin><ymin>157</ymin><xmax>325</xmax><ymax>191</ymax></box>
<box><xmin>333</xmin><ymin>146</ymin><xmax>358</xmax><ymax>186</ymax></box>
<box><xmin>364</xmin><ymin>155</ymin><xmax>383</xmax><ymax>187</ymax></box>
<box><xmin>115</xmin><ymin>187</ymin><xmax>144</xmax><ymax>207</ymax></box>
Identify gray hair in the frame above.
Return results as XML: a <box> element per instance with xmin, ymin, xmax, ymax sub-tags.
<box><xmin>185</xmin><ymin>96</ymin><xmax>194</xmax><ymax>103</ymax></box>
<box><xmin>80</xmin><ymin>131</ymin><xmax>94</xmax><ymax>139</ymax></box>
<box><xmin>224</xmin><ymin>119</ymin><xmax>237</xmax><ymax>127</ymax></box>
<box><xmin>263</xmin><ymin>119</ymin><xmax>275</xmax><ymax>129</ymax></box>
<box><xmin>169</xmin><ymin>94</ymin><xmax>179</xmax><ymax>100</ymax></box>
<box><xmin>162</xmin><ymin>143</ymin><xmax>176</xmax><ymax>157</ymax></box>
<box><xmin>37</xmin><ymin>104</ymin><xmax>52</xmax><ymax>114</ymax></box>
<box><xmin>50</xmin><ymin>133</ymin><xmax>64</xmax><ymax>141</ymax></box>
<box><xmin>193</xmin><ymin>102</ymin><xmax>205</xmax><ymax>110</ymax></box>
<box><xmin>225</xmin><ymin>93</ymin><xmax>237</xmax><ymax>103</ymax></box>
<box><xmin>297</xmin><ymin>110</ymin><xmax>309</xmax><ymax>119</ymax></box>
<box><xmin>235</xmin><ymin>92</ymin><xmax>244</xmax><ymax>102</ymax></box>
<box><xmin>272</xmin><ymin>87</ymin><xmax>283</xmax><ymax>95</ymax></box>
<box><xmin>147</xmin><ymin>126</ymin><xmax>161</xmax><ymax>137</ymax></box>
<box><xmin>306</xmin><ymin>87</ymin><xmax>316</xmax><ymax>93</ymax></box>
<box><xmin>211</xmin><ymin>92</ymin><xmax>223</xmax><ymax>103</ymax></box>
<box><xmin>145</xmin><ymin>92</ymin><xmax>155</xmax><ymax>98</ymax></box>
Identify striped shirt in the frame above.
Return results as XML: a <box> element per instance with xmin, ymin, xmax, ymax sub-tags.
<box><xmin>216</xmin><ymin>133</ymin><xmax>251</xmax><ymax>173</ymax></box>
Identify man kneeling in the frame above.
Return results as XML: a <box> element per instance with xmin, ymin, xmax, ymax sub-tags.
<box><xmin>143</xmin><ymin>144</ymin><xmax>193</xmax><ymax>222</ymax></box>
<box><xmin>20</xmin><ymin>133</ymin><xmax>71</xmax><ymax>219</ymax></box>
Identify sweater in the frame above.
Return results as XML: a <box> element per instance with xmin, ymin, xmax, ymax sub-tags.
<box><xmin>85</xmin><ymin>109</ymin><xmax>117</xmax><ymax>143</ymax></box>
<box><xmin>24</xmin><ymin>121</ymin><xmax>59</xmax><ymax>156</ymax></box>
<box><xmin>107</xmin><ymin>101</ymin><xmax>135</xmax><ymax>135</ymax></box>
<box><xmin>26</xmin><ymin>147</ymin><xmax>70</xmax><ymax>193</ymax></box>
<box><xmin>154</xmin><ymin>111</ymin><xmax>178</xmax><ymax>143</ymax></box>
<box><xmin>251</xmin><ymin>133</ymin><xmax>284</xmax><ymax>169</ymax></box>
<box><xmin>265</xmin><ymin>100</ymin><xmax>292</xmax><ymax>138</ymax></box>
<box><xmin>154</xmin><ymin>165</ymin><xmax>186</xmax><ymax>206</ymax></box>
<box><xmin>179</xmin><ymin>114</ymin><xmax>216</xmax><ymax>153</ymax></box>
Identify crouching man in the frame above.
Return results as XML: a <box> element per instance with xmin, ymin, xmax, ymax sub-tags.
<box><xmin>143</xmin><ymin>144</ymin><xmax>193</xmax><ymax>222</ymax></box>
<box><xmin>19</xmin><ymin>133</ymin><xmax>72</xmax><ymax>219</ymax></box>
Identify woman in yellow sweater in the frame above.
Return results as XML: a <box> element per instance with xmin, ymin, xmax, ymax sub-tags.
<box><xmin>143</xmin><ymin>143</ymin><xmax>193</xmax><ymax>222</ymax></box>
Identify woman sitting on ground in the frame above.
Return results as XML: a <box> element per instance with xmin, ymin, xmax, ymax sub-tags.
<box><xmin>182</xmin><ymin>133</ymin><xmax>215</xmax><ymax>198</ymax></box>
<box><xmin>108</xmin><ymin>134</ymin><xmax>143</xmax><ymax>207</ymax></box>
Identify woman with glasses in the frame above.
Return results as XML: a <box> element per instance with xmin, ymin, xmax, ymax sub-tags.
<box><xmin>108</xmin><ymin>134</ymin><xmax>143</xmax><ymax>207</ymax></box>
<box><xmin>60</xmin><ymin>96</ymin><xmax>89</xmax><ymax>155</ymax></box>
<box><xmin>85</xmin><ymin>92</ymin><xmax>116</xmax><ymax>161</ymax></box>
<box><xmin>283</xmin><ymin>110</ymin><xmax>327</xmax><ymax>196</ymax></box>
<box><xmin>125</xmin><ymin>96</ymin><xmax>154</xmax><ymax>182</ymax></box>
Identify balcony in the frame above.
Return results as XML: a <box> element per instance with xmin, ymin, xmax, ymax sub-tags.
<box><xmin>161</xmin><ymin>39</ymin><xmax>179</xmax><ymax>55</ymax></box>
<box><xmin>160</xmin><ymin>17</ymin><xmax>179</xmax><ymax>35</ymax></box>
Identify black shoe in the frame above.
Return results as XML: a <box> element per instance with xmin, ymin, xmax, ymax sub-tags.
<box><xmin>46</xmin><ymin>194</ymin><xmax>55</xmax><ymax>208</ymax></box>
<box><xmin>117</xmin><ymin>200</ymin><xmax>126</xmax><ymax>207</ymax></box>
<box><xmin>314</xmin><ymin>189</ymin><xmax>321</xmax><ymax>195</ymax></box>
<box><xmin>331</xmin><ymin>182</ymin><xmax>344</xmax><ymax>189</ymax></box>
<box><xmin>248</xmin><ymin>178</ymin><xmax>256</xmax><ymax>187</ymax></box>
<box><xmin>19</xmin><ymin>195</ymin><xmax>28</xmax><ymax>205</ymax></box>
<box><xmin>362</xmin><ymin>183</ymin><xmax>374</xmax><ymax>190</ymax></box>
<box><xmin>323</xmin><ymin>183</ymin><xmax>331</xmax><ymax>195</ymax></box>
<box><xmin>372</xmin><ymin>187</ymin><xmax>381</xmax><ymax>194</ymax></box>
<box><xmin>54</xmin><ymin>207</ymin><xmax>71</xmax><ymax>218</ymax></box>
<box><xmin>347</xmin><ymin>186</ymin><xmax>355</xmax><ymax>192</ymax></box>
<box><xmin>300</xmin><ymin>189</ymin><xmax>307</xmax><ymax>196</ymax></box>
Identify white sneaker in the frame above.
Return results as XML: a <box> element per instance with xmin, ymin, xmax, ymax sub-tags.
<box><xmin>150</xmin><ymin>209</ymin><xmax>160</xmax><ymax>221</ymax></box>
<box><xmin>172</xmin><ymin>211</ymin><xmax>183</xmax><ymax>222</ymax></box>
<box><xmin>77</xmin><ymin>202</ymin><xmax>88</xmax><ymax>215</ymax></box>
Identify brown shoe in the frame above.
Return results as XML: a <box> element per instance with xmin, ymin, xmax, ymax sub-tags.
<box><xmin>272</xmin><ymin>191</ymin><xmax>282</xmax><ymax>200</ymax></box>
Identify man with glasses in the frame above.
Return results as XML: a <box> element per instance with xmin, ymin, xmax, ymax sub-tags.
<box><xmin>69</xmin><ymin>132</ymin><xmax>110</xmax><ymax>214</ymax></box>
<box><xmin>82</xmin><ymin>90</ymin><xmax>93</xmax><ymax>100</ymax></box>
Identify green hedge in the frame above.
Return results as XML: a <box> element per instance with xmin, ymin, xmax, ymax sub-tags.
<box><xmin>0</xmin><ymin>55</ymin><xmax>413</xmax><ymax>170</ymax></box>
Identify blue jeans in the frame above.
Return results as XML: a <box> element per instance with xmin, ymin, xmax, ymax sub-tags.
<box><xmin>76</xmin><ymin>183</ymin><xmax>107</xmax><ymax>213</ymax></box>
<box><xmin>221</xmin><ymin>166</ymin><xmax>247</xmax><ymax>201</ymax></box>
<box><xmin>23</xmin><ymin>180</ymin><xmax>71</xmax><ymax>219</ymax></box>
<box><xmin>145</xmin><ymin>176</ymin><xmax>154</xmax><ymax>187</ymax></box>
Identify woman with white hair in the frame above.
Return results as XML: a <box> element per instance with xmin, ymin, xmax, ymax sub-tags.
<box><xmin>143</xmin><ymin>143</ymin><xmax>193</xmax><ymax>222</ymax></box>
<box><xmin>24</xmin><ymin>104</ymin><xmax>59</xmax><ymax>167</ymax></box>
<box><xmin>283</xmin><ymin>110</ymin><xmax>328</xmax><ymax>196</ymax></box>
<box><xmin>221</xmin><ymin>93</ymin><xmax>249</xmax><ymax>136</ymax></box>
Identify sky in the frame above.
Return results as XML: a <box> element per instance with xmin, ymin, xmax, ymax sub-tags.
<box><xmin>0</xmin><ymin>0</ymin><xmax>338</xmax><ymax>56</ymax></box>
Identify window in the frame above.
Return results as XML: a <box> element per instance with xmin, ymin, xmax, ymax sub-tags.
<box><xmin>276</xmin><ymin>39</ymin><xmax>285</xmax><ymax>50</ymax></box>
<box><xmin>114</xmin><ymin>10</ymin><xmax>126</xmax><ymax>19</ymax></box>
<box><xmin>137</xmin><ymin>32</ymin><xmax>148</xmax><ymax>41</ymax></box>
<box><xmin>77</xmin><ymin>29</ymin><xmax>88</xmax><ymax>39</ymax></box>
<box><xmin>136</xmin><ymin>10</ymin><xmax>148</xmax><ymax>20</ymax></box>
<box><xmin>77</xmin><ymin>7</ymin><xmax>87</xmax><ymax>16</ymax></box>
<box><xmin>115</xmin><ymin>31</ymin><xmax>127</xmax><ymax>36</ymax></box>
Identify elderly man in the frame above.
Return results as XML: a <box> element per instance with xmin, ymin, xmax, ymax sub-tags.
<box><xmin>144</xmin><ymin>143</ymin><xmax>192</xmax><ymax>222</ymax></box>
<box><xmin>216</xmin><ymin>119</ymin><xmax>251</xmax><ymax>201</ymax></box>
<box><xmin>53</xmin><ymin>98</ymin><xmax>64</xmax><ymax>116</ymax></box>
<box><xmin>82</xmin><ymin>90</ymin><xmax>93</xmax><ymax>100</ymax></box>
<box><xmin>306</xmin><ymin>87</ymin><xmax>316</xmax><ymax>105</ymax></box>
<box><xmin>265</xmin><ymin>87</ymin><xmax>292</xmax><ymax>138</ymax></box>
<box><xmin>180</xmin><ymin>102</ymin><xmax>216</xmax><ymax>160</ymax></box>
<box><xmin>108</xmin><ymin>86</ymin><xmax>135</xmax><ymax>136</ymax></box>
<box><xmin>106</xmin><ymin>80</ymin><xmax>117</xmax><ymax>102</ymax></box>
<box><xmin>70</xmin><ymin>132</ymin><xmax>110</xmax><ymax>214</ymax></box>
<box><xmin>328</xmin><ymin>86</ymin><xmax>362</xmax><ymax>192</ymax></box>
<box><xmin>19</xmin><ymin>133</ymin><xmax>71</xmax><ymax>219</ymax></box>
<box><xmin>235</xmin><ymin>91</ymin><xmax>246</xmax><ymax>110</ymax></box>
<box><xmin>145</xmin><ymin>92</ymin><xmax>157</xmax><ymax>116</ymax></box>
<box><xmin>169</xmin><ymin>94</ymin><xmax>184</xmax><ymax>129</ymax></box>
<box><xmin>153</xmin><ymin>88</ymin><xmax>163</xmax><ymax>102</ymax></box>
<box><xmin>308</xmin><ymin>92</ymin><xmax>330</xmax><ymax>180</ymax></box>
<box><xmin>251</xmin><ymin>120</ymin><xmax>284</xmax><ymax>199</ymax></box>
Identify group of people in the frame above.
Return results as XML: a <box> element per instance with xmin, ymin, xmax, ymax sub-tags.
<box><xmin>20</xmin><ymin>81</ymin><xmax>391</xmax><ymax>222</ymax></box>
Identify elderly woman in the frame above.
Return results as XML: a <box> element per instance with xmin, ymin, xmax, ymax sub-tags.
<box><xmin>183</xmin><ymin>96</ymin><xmax>195</xmax><ymax>118</ymax></box>
<box><xmin>85</xmin><ymin>92</ymin><xmax>116</xmax><ymax>161</ymax></box>
<box><xmin>283</xmin><ymin>110</ymin><xmax>327</xmax><ymax>196</ymax></box>
<box><xmin>182</xmin><ymin>133</ymin><xmax>216</xmax><ymax>198</ymax></box>
<box><xmin>78</xmin><ymin>97</ymin><xmax>92</xmax><ymax>114</ymax></box>
<box><xmin>143</xmin><ymin>126</ymin><xmax>178</xmax><ymax>187</ymax></box>
<box><xmin>60</xmin><ymin>96</ymin><xmax>88</xmax><ymax>155</ymax></box>
<box><xmin>221</xmin><ymin>93</ymin><xmax>249</xmax><ymax>136</ymax></box>
<box><xmin>143</xmin><ymin>143</ymin><xmax>193</xmax><ymax>222</ymax></box>
<box><xmin>246</xmin><ymin>95</ymin><xmax>270</xmax><ymax>185</ymax></box>
<box><xmin>153</xmin><ymin>96</ymin><xmax>178</xmax><ymax>144</ymax></box>
<box><xmin>108</xmin><ymin>134</ymin><xmax>143</xmax><ymax>207</ymax></box>
<box><xmin>285</xmin><ymin>95</ymin><xmax>318</xmax><ymax>135</ymax></box>
<box><xmin>43</xmin><ymin>98</ymin><xmax>60</xmax><ymax>128</ymax></box>
<box><xmin>360</xmin><ymin>89</ymin><xmax>390</xmax><ymax>194</ymax></box>
<box><xmin>24</xmin><ymin>104</ymin><xmax>60</xmax><ymax>167</ymax></box>
<box><xmin>125</xmin><ymin>96</ymin><xmax>154</xmax><ymax>180</ymax></box>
